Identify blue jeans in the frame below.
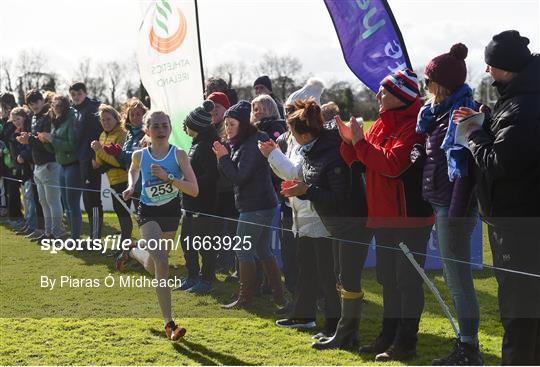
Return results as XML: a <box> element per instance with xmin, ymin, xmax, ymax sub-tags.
<box><xmin>235</xmin><ymin>206</ymin><xmax>279</xmax><ymax>262</ymax></box>
<box><xmin>433</xmin><ymin>204</ymin><xmax>480</xmax><ymax>344</ymax></box>
<box><xmin>60</xmin><ymin>163</ymin><xmax>82</xmax><ymax>239</ymax></box>
<box><xmin>23</xmin><ymin>180</ymin><xmax>36</xmax><ymax>230</ymax></box>
<box><xmin>34</xmin><ymin>162</ymin><xmax>64</xmax><ymax>237</ymax></box>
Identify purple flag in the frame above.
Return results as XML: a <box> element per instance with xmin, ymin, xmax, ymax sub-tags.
<box><xmin>324</xmin><ymin>0</ymin><xmax>412</xmax><ymax>93</ymax></box>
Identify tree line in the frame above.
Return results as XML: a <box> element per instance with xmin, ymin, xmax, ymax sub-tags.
<box><xmin>1</xmin><ymin>50</ymin><xmax>499</xmax><ymax>118</ymax></box>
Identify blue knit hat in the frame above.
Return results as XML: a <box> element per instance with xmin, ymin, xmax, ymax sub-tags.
<box><xmin>224</xmin><ymin>100</ymin><xmax>251</xmax><ymax>126</ymax></box>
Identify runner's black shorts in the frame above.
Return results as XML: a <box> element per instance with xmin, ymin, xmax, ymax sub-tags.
<box><xmin>137</xmin><ymin>196</ymin><xmax>182</xmax><ymax>232</ymax></box>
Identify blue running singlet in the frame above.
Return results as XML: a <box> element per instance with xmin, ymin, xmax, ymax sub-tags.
<box><xmin>139</xmin><ymin>145</ymin><xmax>183</xmax><ymax>206</ymax></box>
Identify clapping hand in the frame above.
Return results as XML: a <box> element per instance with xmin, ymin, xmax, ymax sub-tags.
<box><xmin>90</xmin><ymin>140</ymin><xmax>102</xmax><ymax>152</ymax></box>
<box><xmin>336</xmin><ymin>115</ymin><xmax>352</xmax><ymax>144</ymax></box>
<box><xmin>212</xmin><ymin>141</ymin><xmax>228</xmax><ymax>159</ymax></box>
<box><xmin>280</xmin><ymin>180</ymin><xmax>308</xmax><ymax>198</ymax></box>
<box><xmin>350</xmin><ymin>117</ymin><xmax>365</xmax><ymax>145</ymax></box>
<box><xmin>258</xmin><ymin>139</ymin><xmax>278</xmax><ymax>158</ymax></box>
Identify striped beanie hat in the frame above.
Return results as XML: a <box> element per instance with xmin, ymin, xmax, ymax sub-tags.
<box><xmin>184</xmin><ymin>100</ymin><xmax>214</xmax><ymax>133</ymax></box>
<box><xmin>380</xmin><ymin>69</ymin><xmax>420</xmax><ymax>105</ymax></box>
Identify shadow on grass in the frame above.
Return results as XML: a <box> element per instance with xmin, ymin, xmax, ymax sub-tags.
<box><xmin>149</xmin><ymin>328</ymin><xmax>253</xmax><ymax>365</ymax></box>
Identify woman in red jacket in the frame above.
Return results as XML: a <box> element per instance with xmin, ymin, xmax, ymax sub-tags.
<box><xmin>338</xmin><ymin>69</ymin><xmax>434</xmax><ymax>362</ymax></box>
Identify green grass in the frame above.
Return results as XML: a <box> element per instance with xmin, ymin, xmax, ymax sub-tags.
<box><xmin>1</xmin><ymin>214</ymin><xmax>502</xmax><ymax>365</ymax></box>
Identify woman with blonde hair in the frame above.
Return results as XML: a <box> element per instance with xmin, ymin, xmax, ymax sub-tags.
<box><xmin>416</xmin><ymin>43</ymin><xmax>483</xmax><ymax>365</ymax></box>
<box><xmin>91</xmin><ymin>105</ymin><xmax>133</xmax><ymax>245</ymax></box>
<box><xmin>251</xmin><ymin>94</ymin><xmax>286</xmax><ymax>142</ymax></box>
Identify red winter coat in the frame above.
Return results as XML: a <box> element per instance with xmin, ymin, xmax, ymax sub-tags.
<box><xmin>340</xmin><ymin>98</ymin><xmax>434</xmax><ymax>228</ymax></box>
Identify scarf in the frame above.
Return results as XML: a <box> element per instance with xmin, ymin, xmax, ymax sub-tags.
<box><xmin>299</xmin><ymin>138</ymin><xmax>318</xmax><ymax>158</ymax></box>
<box><xmin>416</xmin><ymin>84</ymin><xmax>476</xmax><ymax>181</ymax></box>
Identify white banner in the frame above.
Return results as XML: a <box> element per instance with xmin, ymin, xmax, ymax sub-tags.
<box><xmin>137</xmin><ymin>0</ymin><xmax>204</xmax><ymax>151</ymax></box>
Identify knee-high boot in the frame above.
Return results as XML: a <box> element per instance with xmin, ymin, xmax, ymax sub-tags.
<box><xmin>312</xmin><ymin>288</ymin><xmax>363</xmax><ymax>350</ymax></box>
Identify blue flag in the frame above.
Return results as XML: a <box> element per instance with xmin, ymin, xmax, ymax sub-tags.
<box><xmin>324</xmin><ymin>0</ymin><xmax>412</xmax><ymax>92</ymax></box>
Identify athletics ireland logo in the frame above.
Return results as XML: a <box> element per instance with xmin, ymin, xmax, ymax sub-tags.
<box><xmin>149</xmin><ymin>0</ymin><xmax>187</xmax><ymax>54</ymax></box>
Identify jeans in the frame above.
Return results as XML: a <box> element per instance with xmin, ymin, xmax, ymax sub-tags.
<box><xmin>60</xmin><ymin>163</ymin><xmax>82</xmax><ymax>239</ymax></box>
<box><xmin>34</xmin><ymin>162</ymin><xmax>64</xmax><ymax>237</ymax></box>
<box><xmin>433</xmin><ymin>204</ymin><xmax>480</xmax><ymax>344</ymax></box>
<box><xmin>235</xmin><ymin>206</ymin><xmax>278</xmax><ymax>262</ymax></box>
<box><xmin>23</xmin><ymin>180</ymin><xmax>36</xmax><ymax>230</ymax></box>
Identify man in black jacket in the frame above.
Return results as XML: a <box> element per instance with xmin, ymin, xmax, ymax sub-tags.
<box><xmin>69</xmin><ymin>82</ymin><xmax>103</xmax><ymax>240</ymax></box>
<box><xmin>456</xmin><ymin>30</ymin><xmax>540</xmax><ymax>365</ymax></box>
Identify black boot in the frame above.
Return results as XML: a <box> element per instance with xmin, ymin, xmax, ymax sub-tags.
<box><xmin>432</xmin><ymin>339</ymin><xmax>484</xmax><ymax>366</ymax></box>
<box><xmin>312</xmin><ymin>289</ymin><xmax>363</xmax><ymax>350</ymax></box>
<box><xmin>359</xmin><ymin>318</ymin><xmax>398</xmax><ymax>354</ymax></box>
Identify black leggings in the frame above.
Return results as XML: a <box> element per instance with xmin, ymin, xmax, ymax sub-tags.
<box><xmin>80</xmin><ymin>161</ymin><xmax>103</xmax><ymax>238</ymax></box>
<box><xmin>333</xmin><ymin>228</ymin><xmax>373</xmax><ymax>293</ymax></box>
<box><xmin>292</xmin><ymin>236</ymin><xmax>340</xmax><ymax>321</ymax></box>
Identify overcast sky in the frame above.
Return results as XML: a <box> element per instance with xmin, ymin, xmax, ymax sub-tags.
<box><xmin>1</xmin><ymin>0</ymin><xmax>539</xmax><ymax>89</ymax></box>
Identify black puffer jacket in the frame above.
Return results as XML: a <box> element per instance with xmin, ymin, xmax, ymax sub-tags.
<box><xmin>299</xmin><ymin>129</ymin><xmax>368</xmax><ymax>238</ymax></box>
<box><xmin>183</xmin><ymin>128</ymin><xmax>220</xmax><ymax>214</ymax></box>
<box><xmin>218</xmin><ymin>130</ymin><xmax>278</xmax><ymax>212</ymax></box>
<box><xmin>469</xmin><ymin>54</ymin><xmax>540</xmax><ymax>221</ymax></box>
<box><xmin>28</xmin><ymin>104</ymin><xmax>56</xmax><ymax>166</ymax></box>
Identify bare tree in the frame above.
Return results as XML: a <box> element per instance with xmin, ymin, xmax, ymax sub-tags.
<box><xmin>74</xmin><ymin>57</ymin><xmax>92</xmax><ymax>85</ymax></box>
<box><xmin>255</xmin><ymin>53</ymin><xmax>302</xmax><ymax>101</ymax></box>
<box><xmin>474</xmin><ymin>74</ymin><xmax>498</xmax><ymax>109</ymax></box>
<box><xmin>212</xmin><ymin>61</ymin><xmax>251</xmax><ymax>88</ymax></box>
<box><xmin>106</xmin><ymin>61</ymin><xmax>125</xmax><ymax>108</ymax></box>
<box><xmin>0</xmin><ymin>57</ymin><xmax>14</xmax><ymax>91</ymax></box>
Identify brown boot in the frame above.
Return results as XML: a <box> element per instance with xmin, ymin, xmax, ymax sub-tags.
<box><xmin>260</xmin><ymin>257</ymin><xmax>286</xmax><ymax>306</ymax></box>
<box><xmin>221</xmin><ymin>261</ymin><xmax>257</xmax><ymax>309</ymax></box>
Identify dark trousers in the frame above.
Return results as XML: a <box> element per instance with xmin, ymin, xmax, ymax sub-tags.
<box><xmin>488</xmin><ymin>223</ymin><xmax>540</xmax><ymax>365</ymax></box>
<box><xmin>373</xmin><ymin>226</ymin><xmax>432</xmax><ymax>348</ymax></box>
<box><xmin>292</xmin><ymin>236</ymin><xmax>340</xmax><ymax>327</ymax></box>
<box><xmin>6</xmin><ymin>177</ymin><xmax>23</xmax><ymax>220</ymax></box>
<box><xmin>280</xmin><ymin>204</ymin><xmax>297</xmax><ymax>294</ymax></box>
<box><xmin>333</xmin><ymin>228</ymin><xmax>373</xmax><ymax>292</ymax></box>
<box><xmin>181</xmin><ymin>213</ymin><xmax>217</xmax><ymax>282</ymax></box>
<box><xmin>80</xmin><ymin>161</ymin><xmax>103</xmax><ymax>239</ymax></box>
<box><xmin>31</xmin><ymin>179</ymin><xmax>44</xmax><ymax>230</ymax></box>
<box><xmin>110</xmin><ymin>182</ymin><xmax>133</xmax><ymax>241</ymax></box>
<box><xmin>214</xmin><ymin>191</ymin><xmax>238</xmax><ymax>271</ymax></box>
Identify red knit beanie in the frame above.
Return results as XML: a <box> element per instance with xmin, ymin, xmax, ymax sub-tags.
<box><xmin>207</xmin><ymin>92</ymin><xmax>230</xmax><ymax>109</ymax></box>
<box><xmin>424</xmin><ymin>43</ymin><xmax>468</xmax><ymax>92</ymax></box>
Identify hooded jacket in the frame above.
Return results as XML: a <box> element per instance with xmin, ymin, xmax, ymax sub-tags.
<box><xmin>468</xmin><ymin>54</ymin><xmax>540</xmax><ymax>222</ymax></box>
<box><xmin>341</xmin><ymin>98</ymin><xmax>434</xmax><ymax>228</ymax></box>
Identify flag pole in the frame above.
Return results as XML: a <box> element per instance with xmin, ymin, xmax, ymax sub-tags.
<box><xmin>194</xmin><ymin>0</ymin><xmax>206</xmax><ymax>98</ymax></box>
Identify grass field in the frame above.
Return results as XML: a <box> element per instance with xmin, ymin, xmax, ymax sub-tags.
<box><xmin>0</xmin><ymin>211</ymin><xmax>504</xmax><ymax>366</ymax></box>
